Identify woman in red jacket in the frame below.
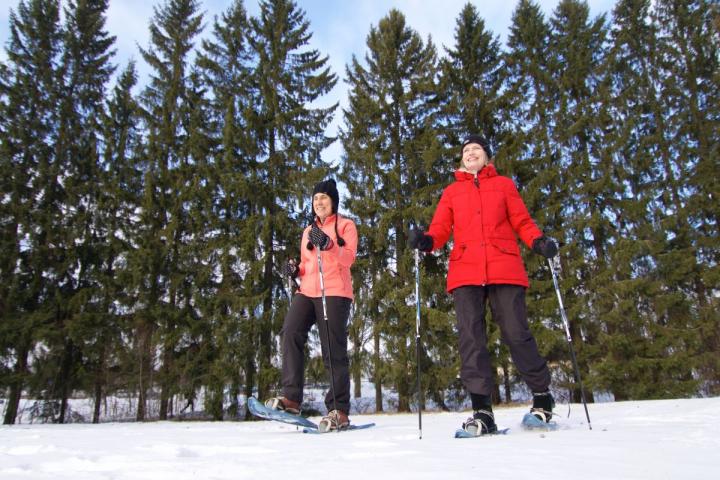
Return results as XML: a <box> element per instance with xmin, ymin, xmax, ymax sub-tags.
<box><xmin>409</xmin><ymin>135</ymin><xmax>558</xmax><ymax>436</ymax></box>
<box><xmin>266</xmin><ymin>179</ymin><xmax>358</xmax><ymax>432</ymax></box>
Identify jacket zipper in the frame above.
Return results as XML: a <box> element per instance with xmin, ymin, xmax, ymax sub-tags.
<box><xmin>473</xmin><ymin>173</ymin><xmax>488</xmax><ymax>284</ymax></box>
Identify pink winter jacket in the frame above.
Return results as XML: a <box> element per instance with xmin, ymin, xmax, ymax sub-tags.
<box><xmin>297</xmin><ymin>214</ymin><xmax>357</xmax><ymax>300</ymax></box>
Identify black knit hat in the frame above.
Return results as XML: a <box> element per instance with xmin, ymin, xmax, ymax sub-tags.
<box><xmin>461</xmin><ymin>134</ymin><xmax>492</xmax><ymax>159</ymax></box>
<box><xmin>312</xmin><ymin>179</ymin><xmax>339</xmax><ymax>215</ymax></box>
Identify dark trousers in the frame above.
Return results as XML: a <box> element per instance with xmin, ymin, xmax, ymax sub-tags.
<box><xmin>452</xmin><ymin>284</ymin><xmax>551</xmax><ymax>397</ymax></box>
<box><xmin>281</xmin><ymin>293</ymin><xmax>352</xmax><ymax>414</ymax></box>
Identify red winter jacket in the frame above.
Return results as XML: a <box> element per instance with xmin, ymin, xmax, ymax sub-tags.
<box><xmin>426</xmin><ymin>165</ymin><xmax>543</xmax><ymax>292</ymax></box>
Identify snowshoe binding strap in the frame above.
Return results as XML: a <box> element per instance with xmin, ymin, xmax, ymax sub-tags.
<box><xmin>318</xmin><ymin>410</ymin><xmax>350</xmax><ymax>433</ymax></box>
<box><xmin>462</xmin><ymin>409</ymin><xmax>497</xmax><ymax>436</ymax></box>
<box><xmin>264</xmin><ymin>397</ymin><xmax>300</xmax><ymax>415</ymax></box>
<box><xmin>530</xmin><ymin>408</ymin><xmax>552</xmax><ymax>423</ymax></box>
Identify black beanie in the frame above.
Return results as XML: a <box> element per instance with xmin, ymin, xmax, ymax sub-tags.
<box><xmin>312</xmin><ymin>179</ymin><xmax>339</xmax><ymax>214</ymax></box>
<box><xmin>461</xmin><ymin>134</ymin><xmax>492</xmax><ymax>159</ymax></box>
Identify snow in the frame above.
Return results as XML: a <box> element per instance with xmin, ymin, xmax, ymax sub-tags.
<box><xmin>1</xmin><ymin>397</ymin><xmax>718</xmax><ymax>479</ymax></box>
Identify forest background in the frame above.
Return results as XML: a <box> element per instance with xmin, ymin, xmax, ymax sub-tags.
<box><xmin>0</xmin><ymin>0</ymin><xmax>718</xmax><ymax>424</ymax></box>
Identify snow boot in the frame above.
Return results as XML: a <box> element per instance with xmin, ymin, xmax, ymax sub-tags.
<box><xmin>462</xmin><ymin>409</ymin><xmax>498</xmax><ymax>436</ymax></box>
<box><xmin>530</xmin><ymin>390</ymin><xmax>555</xmax><ymax>423</ymax></box>
<box><xmin>318</xmin><ymin>410</ymin><xmax>350</xmax><ymax>432</ymax></box>
<box><xmin>264</xmin><ymin>396</ymin><xmax>301</xmax><ymax>415</ymax></box>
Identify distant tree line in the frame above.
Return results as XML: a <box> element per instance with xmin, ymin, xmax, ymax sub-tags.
<box><xmin>0</xmin><ymin>0</ymin><xmax>717</xmax><ymax>424</ymax></box>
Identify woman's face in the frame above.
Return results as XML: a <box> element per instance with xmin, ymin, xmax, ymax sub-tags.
<box><xmin>461</xmin><ymin>143</ymin><xmax>488</xmax><ymax>173</ymax></box>
<box><xmin>313</xmin><ymin>193</ymin><xmax>333</xmax><ymax>221</ymax></box>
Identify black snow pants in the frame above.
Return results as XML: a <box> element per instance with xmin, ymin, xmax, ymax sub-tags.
<box><xmin>281</xmin><ymin>293</ymin><xmax>352</xmax><ymax>414</ymax></box>
<box><xmin>452</xmin><ymin>284</ymin><xmax>551</xmax><ymax>397</ymax></box>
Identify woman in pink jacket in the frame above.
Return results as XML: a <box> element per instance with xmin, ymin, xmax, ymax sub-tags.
<box><xmin>409</xmin><ymin>135</ymin><xmax>558</xmax><ymax>436</ymax></box>
<box><xmin>266</xmin><ymin>179</ymin><xmax>357</xmax><ymax>431</ymax></box>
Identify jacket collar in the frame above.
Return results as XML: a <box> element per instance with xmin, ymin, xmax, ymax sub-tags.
<box><xmin>315</xmin><ymin>213</ymin><xmax>337</xmax><ymax>226</ymax></box>
<box><xmin>454</xmin><ymin>164</ymin><xmax>497</xmax><ymax>182</ymax></box>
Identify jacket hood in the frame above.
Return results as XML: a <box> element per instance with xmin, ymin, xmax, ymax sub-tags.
<box><xmin>454</xmin><ymin>164</ymin><xmax>498</xmax><ymax>182</ymax></box>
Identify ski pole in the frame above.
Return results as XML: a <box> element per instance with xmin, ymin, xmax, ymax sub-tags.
<box><xmin>415</xmin><ymin>248</ymin><xmax>423</xmax><ymax>440</ymax></box>
<box><xmin>548</xmin><ymin>256</ymin><xmax>592</xmax><ymax>430</ymax></box>
<box><xmin>317</xmin><ymin>249</ymin><xmax>339</xmax><ymax>430</ymax></box>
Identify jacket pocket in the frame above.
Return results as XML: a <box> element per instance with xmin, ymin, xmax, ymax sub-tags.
<box><xmin>490</xmin><ymin>237</ymin><xmax>520</xmax><ymax>256</ymax></box>
<box><xmin>449</xmin><ymin>244</ymin><xmax>466</xmax><ymax>261</ymax></box>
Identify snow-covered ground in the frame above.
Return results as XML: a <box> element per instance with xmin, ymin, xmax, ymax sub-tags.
<box><xmin>1</xmin><ymin>397</ymin><xmax>718</xmax><ymax>479</ymax></box>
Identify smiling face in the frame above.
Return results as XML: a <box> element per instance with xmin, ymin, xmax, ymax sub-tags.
<box><xmin>461</xmin><ymin>143</ymin><xmax>489</xmax><ymax>173</ymax></box>
<box><xmin>313</xmin><ymin>192</ymin><xmax>333</xmax><ymax>221</ymax></box>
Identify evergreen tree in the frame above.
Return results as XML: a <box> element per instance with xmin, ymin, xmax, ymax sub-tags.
<box><xmin>592</xmin><ymin>0</ymin><xmax>683</xmax><ymax>400</ymax></box>
<box><xmin>439</xmin><ymin>3</ymin><xmax>503</xmax><ymax>145</ymax></box>
<box><xmin>45</xmin><ymin>0</ymin><xmax>116</xmax><ymax>423</ymax></box>
<box><xmin>340</xmin><ymin>9</ymin><xmax>442</xmax><ymax>412</ymax></box>
<box><xmin>175</xmin><ymin>67</ymin><xmax>216</xmax><ymax>418</ymax></box>
<box><xmin>653</xmin><ymin>0</ymin><xmax>720</xmax><ymax>395</ymax></box>
<box><xmin>196</xmin><ymin>0</ymin><xmax>260</xmax><ymax>419</ymax></box>
<box><xmin>0</xmin><ymin>0</ymin><xmax>63</xmax><ymax>424</ymax></box>
<box><xmin>95</xmin><ymin>61</ymin><xmax>144</xmax><ymax>422</ymax></box>
<box><xmin>247</xmin><ymin>0</ymin><xmax>337</xmax><ymax>401</ymax></box>
<box><xmin>499</xmin><ymin>0</ymin><xmax>557</xmax><ymax>190</ymax></box>
<box><xmin>546</xmin><ymin>0</ymin><xmax>608</xmax><ymax>403</ymax></box>
<box><xmin>133</xmin><ymin>0</ymin><xmax>204</xmax><ymax>420</ymax></box>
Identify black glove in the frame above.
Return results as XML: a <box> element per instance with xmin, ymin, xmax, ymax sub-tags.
<box><xmin>282</xmin><ymin>260</ymin><xmax>299</xmax><ymax>279</ymax></box>
<box><xmin>309</xmin><ymin>223</ymin><xmax>333</xmax><ymax>251</ymax></box>
<box><xmin>408</xmin><ymin>229</ymin><xmax>433</xmax><ymax>252</ymax></box>
<box><xmin>532</xmin><ymin>236</ymin><xmax>558</xmax><ymax>258</ymax></box>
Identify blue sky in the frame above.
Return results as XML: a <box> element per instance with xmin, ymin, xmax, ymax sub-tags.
<box><xmin>1</xmin><ymin>0</ymin><xmax>616</xmax><ymax>163</ymax></box>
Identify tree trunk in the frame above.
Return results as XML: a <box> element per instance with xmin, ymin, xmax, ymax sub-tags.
<box><xmin>374</xmin><ymin>327</ymin><xmax>383</xmax><ymax>412</ymax></box>
<box><xmin>159</xmin><ymin>345</ymin><xmax>173</xmax><ymax>420</ymax></box>
<box><xmin>353</xmin><ymin>335</ymin><xmax>362</xmax><ymax>398</ymax></box>
<box><xmin>229</xmin><ymin>380</ymin><xmax>241</xmax><ymax>419</ymax></box>
<box><xmin>136</xmin><ymin>320</ymin><xmax>153</xmax><ymax>421</ymax></box>
<box><xmin>57</xmin><ymin>339</ymin><xmax>77</xmax><ymax>424</ymax></box>
<box><xmin>3</xmin><ymin>339</ymin><xmax>30</xmax><ymax>424</ymax></box>
<box><xmin>397</xmin><ymin>347</ymin><xmax>411</xmax><ymax>412</ymax></box>
<box><xmin>92</xmin><ymin>348</ymin><xmax>105</xmax><ymax>424</ymax></box>
<box><xmin>432</xmin><ymin>389</ymin><xmax>448</xmax><ymax>411</ymax></box>
<box><xmin>244</xmin><ymin>328</ymin><xmax>256</xmax><ymax>420</ymax></box>
<box><xmin>502</xmin><ymin>361</ymin><xmax>512</xmax><ymax>403</ymax></box>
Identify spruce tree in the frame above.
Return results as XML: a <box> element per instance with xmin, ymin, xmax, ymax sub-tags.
<box><xmin>340</xmin><ymin>9</ymin><xmax>442</xmax><ymax>412</ymax></box>
<box><xmin>46</xmin><ymin>0</ymin><xmax>116</xmax><ymax>423</ymax></box>
<box><xmin>545</xmin><ymin>0</ymin><xmax>608</xmax><ymax>403</ymax></box>
<box><xmin>247</xmin><ymin>0</ymin><xmax>337</xmax><ymax>402</ymax></box>
<box><xmin>95</xmin><ymin>62</ymin><xmax>143</xmax><ymax>422</ymax></box>
<box><xmin>499</xmin><ymin>0</ymin><xmax>557</xmax><ymax>190</ymax></box>
<box><xmin>133</xmin><ymin>0</ymin><xmax>204</xmax><ymax>420</ymax></box>
<box><xmin>592</xmin><ymin>0</ymin><xmax>678</xmax><ymax>400</ymax></box>
<box><xmin>653</xmin><ymin>0</ymin><xmax>719</xmax><ymax>395</ymax></box>
<box><xmin>193</xmin><ymin>0</ymin><xmax>254</xmax><ymax>420</ymax></box>
<box><xmin>0</xmin><ymin>0</ymin><xmax>63</xmax><ymax>424</ymax></box>
<box><xmin>439</xmin><ymin>3</ymin><xmax>503</xmax><ymax>145</ymax></box>
<box><xmin>176</xmin><ymin>67</ymin><xmax>217</xmax><ymax>418</ymax></box>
